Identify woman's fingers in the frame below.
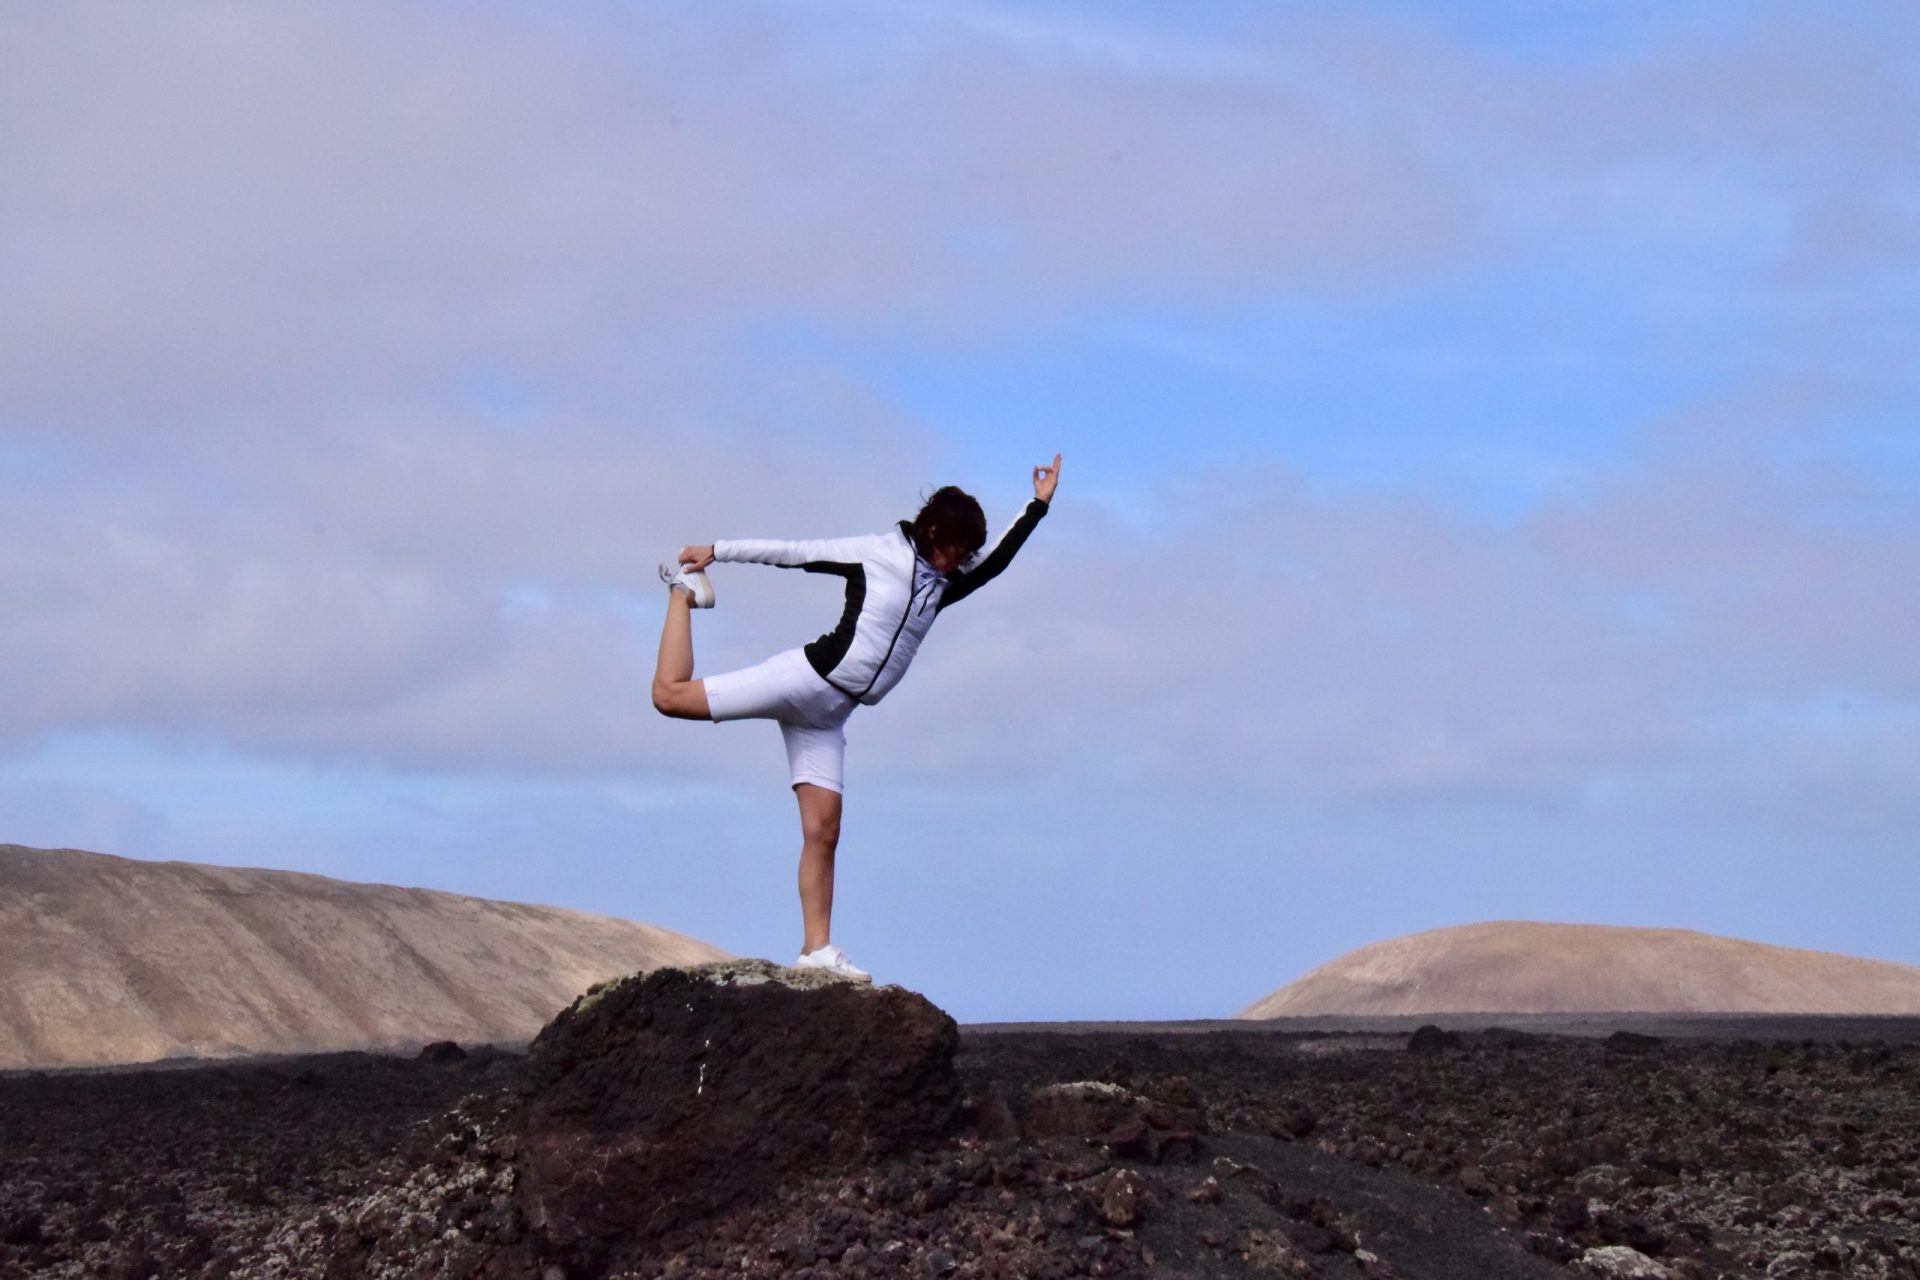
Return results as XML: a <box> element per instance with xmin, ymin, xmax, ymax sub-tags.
<box><xmin>1034</xmin><ymin>453</ymin><xmax>1061</xmax><ymax>499</ymax></box>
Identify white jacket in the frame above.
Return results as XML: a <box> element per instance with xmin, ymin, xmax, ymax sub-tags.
<box><xmin>714</xmin><ymin>498</ymin><xmax>1049</xmax><ymax>705</ymax></box>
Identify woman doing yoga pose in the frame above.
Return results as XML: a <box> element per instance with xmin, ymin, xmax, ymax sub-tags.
<box><xmin>651</xmin><ymin>454</ymin><xmax>1062</xmax><ymax>982</ymax></box>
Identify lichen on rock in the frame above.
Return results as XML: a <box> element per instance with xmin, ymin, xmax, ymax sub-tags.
<box><xmin>564</xmin><ymin>957</ymin><xmax>869</xmax><ymax>1019</ymax></box>
<box><xmin>1574</xmin><ymin>1244</ymin><xmax>1672</xmax><ymax>1277</ymax></box>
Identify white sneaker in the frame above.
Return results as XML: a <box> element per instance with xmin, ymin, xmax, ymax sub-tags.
<box><xmin>793</xmin><ymin>943</ymin><xmax>872</xmax><ymax>983</ymax></box>
<box><xmin>658</xmin><ymin>560</ymin><xmax>715</xmax><ymax>608</ymax></box>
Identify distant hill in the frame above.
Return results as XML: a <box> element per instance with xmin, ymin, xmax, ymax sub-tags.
<box><xmin>0</xmin><ymin>844</ymin><xmax>733</xmax><ymax>1068</ymax></box>
<box><xmin>1237</xmin><ymin>921</ymin><xmax>1920</xmax><ymax>1019</ymax></box>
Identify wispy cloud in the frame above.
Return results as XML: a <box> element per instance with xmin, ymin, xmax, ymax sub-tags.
<box><xmin>2</xmin><ymin>1</ymin><xmax>1916</xmax><ymax>1013</ymax></box>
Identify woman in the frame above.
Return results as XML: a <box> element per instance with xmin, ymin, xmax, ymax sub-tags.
<box><xmin>652</xmin><ymin>454</ymin><xmax>1062</xmax><ymax>982</ymax></box>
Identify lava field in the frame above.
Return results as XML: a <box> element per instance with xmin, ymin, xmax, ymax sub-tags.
<box><xmin>2</xmin><ymin>970</ymin><xmax>1916</xmax><ymax>1279</ymax></box>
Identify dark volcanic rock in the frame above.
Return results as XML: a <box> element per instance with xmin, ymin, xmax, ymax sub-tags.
<box><xmin>1408</xmin><ymin>1024</ymin><xmax>1464</xmax><ymax>1054</ymax></box>
<box><xmin>416</xmin><ymin>1039</ymin><xmax>468</xmax><ymax>1064</ymax></box>
<box><xmin>14</xmin><ymin>999</ymin><xmax>1920</xmax><ymax>1279</ymax></box>
<box><xmin>1606</xmin><ymin>1030</ymin><xmax>1665</xmax><ymax>1055</ymax></box>
<box><xmin>513</xmin><ymin>959</ymin><xmax>961</xmax><ymax>1270</ymax></box>
<box><xmin>1021</xmin><ymin>1079</ymin><xmax>1203</xmax><ymax>1163</ymax></box>
<box><xmin>961</xmin><ymin>1085</ymin><xmax>1020</xmax><ymax>1141</ymax></box>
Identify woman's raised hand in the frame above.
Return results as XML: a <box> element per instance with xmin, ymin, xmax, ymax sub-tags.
<box><xmin>1033</xmin><ymin>452</ymin><xmax>1062</xmax><ymax>504</ymax></box>
<box><xmin>679</xmin><ymin>545</ymin><xmax>715</xmax><ymax>572</ymax></box>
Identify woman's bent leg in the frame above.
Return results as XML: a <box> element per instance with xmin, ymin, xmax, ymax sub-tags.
<box><xmin>652</xmin><ymin>589</ymin><xmax>711</xmax><ymax>719</ymax></box>
<box><xmin>794</xmin><ymin>782</ymin><xmax>842</xmax><ymax>954</ymax></box>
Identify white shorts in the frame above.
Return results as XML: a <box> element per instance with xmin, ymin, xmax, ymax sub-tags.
<box><xmin>703</xmin><ymin>648</ymin><xmax>858</xmax><ymax>794</ymax></box>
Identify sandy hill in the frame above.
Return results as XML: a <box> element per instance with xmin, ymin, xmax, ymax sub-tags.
<box><xmin>1237</xmin><ymin>920</ymin><xmax>1920</xmax><ymax>1019</ymax></box>
<box><xmin>0</xmin><ymin>843</ymin><xmax>732</xmax><ymax>1069</ymax></box>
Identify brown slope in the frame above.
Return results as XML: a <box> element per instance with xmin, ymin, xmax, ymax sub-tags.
<box><xmin>0</xmin><ymin>843</ymin><xmax>733</xmax><ymax>1068</ymax></box>
<box><xmin>1236</xmin><ymin>920</ymin><xmax>1920</xmax><ymax>1019</ymax></box>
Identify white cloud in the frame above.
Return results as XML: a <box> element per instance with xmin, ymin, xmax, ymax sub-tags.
<box><xmin>864</xmin><ymin>428</ymin><xmax>1920</xmax><ymax>809</ymax></box>
<box><xmin>0</xmin><ymin>0</ymin><xmax>1472</xmax><ymax>436</ymax></box>
<box><xmin>0</xmin><ymin>0</ymin><xmax>1914</xmax><ymax>828</ymax></box>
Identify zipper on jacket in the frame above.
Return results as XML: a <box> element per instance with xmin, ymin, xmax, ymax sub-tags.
<box><xmin>857</xmin><ymin>577</ymin><xmax>923</xmax><ymax>699</ymax></box>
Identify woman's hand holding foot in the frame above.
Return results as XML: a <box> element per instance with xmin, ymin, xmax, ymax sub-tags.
<box><xmin>660</xmin><ymin>546</ymin><xmax>716</xmax><ymax>608</ymax></box>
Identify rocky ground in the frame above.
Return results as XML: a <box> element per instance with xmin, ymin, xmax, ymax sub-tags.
<box><xmin>960</xmin><ymin>1025</ymin><xmax>1920</xmax><ymax>1278</ymax></box>
<box><xmin>1</xmin><ymin>972</ymin><xmax>1915</xmax><ymax>1279</ymax></box>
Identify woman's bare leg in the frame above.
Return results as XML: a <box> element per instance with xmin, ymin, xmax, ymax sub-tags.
<box><xmin>795</xmin><ymin>782</ymin><xmax>842</xmax><ymax>953</ymax></box>
<box><xmin>651</xmin><ymin>589</ymin><xmax>711</xmax><ymax>719</ymax></box>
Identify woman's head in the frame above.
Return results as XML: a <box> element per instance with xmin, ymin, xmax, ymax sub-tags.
<box><xmin>909</xmin><ymin>485</ymin><xmax>987</xmax><ymax>574</ymax></box>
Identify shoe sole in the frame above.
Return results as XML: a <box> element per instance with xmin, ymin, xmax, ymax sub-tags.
<box><xmin>660</xmin><ymin>563</ymin><xmax>716</xmax><ymax>608</ymax></box>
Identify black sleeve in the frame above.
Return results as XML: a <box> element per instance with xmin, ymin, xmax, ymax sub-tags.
<box><xmin>938</xmin><ymin>497</ymin><xmax>1049</xmax><ymax>611</ymax></box>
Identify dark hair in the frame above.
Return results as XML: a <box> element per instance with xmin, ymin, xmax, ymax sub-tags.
<box><xmin>909</xmin><ymin>486</ymin><xmax>987</xmax><ymax>561</ymax></box>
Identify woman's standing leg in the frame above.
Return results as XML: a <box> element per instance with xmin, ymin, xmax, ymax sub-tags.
<box><xmin>652</xmin><ymin>588</ymin><xmax>711</xmax><ymax>720</ymax></box>
<box><xmin>794</xmin><ymin>782</ymin><xmax>842</xmax><ymax>953</ymax></box>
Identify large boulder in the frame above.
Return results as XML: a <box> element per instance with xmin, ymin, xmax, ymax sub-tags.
<box><xmin>1020</xmin><ymin>1079</ymin><xmax>1203</xmax><ymax>1163</ymax></box>
<box><xmin>513</xmin><ymin>960</ymin><xmax>961</xmax><ymax>1272</ymax></box>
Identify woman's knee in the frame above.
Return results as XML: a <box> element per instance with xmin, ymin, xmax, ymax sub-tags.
<box><xmin>803</xmin><ymin>812</ymin><xmax>841</xmax><ymax>848</ymax></box>
<box><xmin>796</xmin><ymin>788</ymin><xmax>842</xmax><ymax>847</ymax></box>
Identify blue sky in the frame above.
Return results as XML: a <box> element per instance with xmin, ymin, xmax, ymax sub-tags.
<box><xmin>2</xmin><ymin>0</ymin><xmax>1917</xmax><ymax>1021</ymax></box>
